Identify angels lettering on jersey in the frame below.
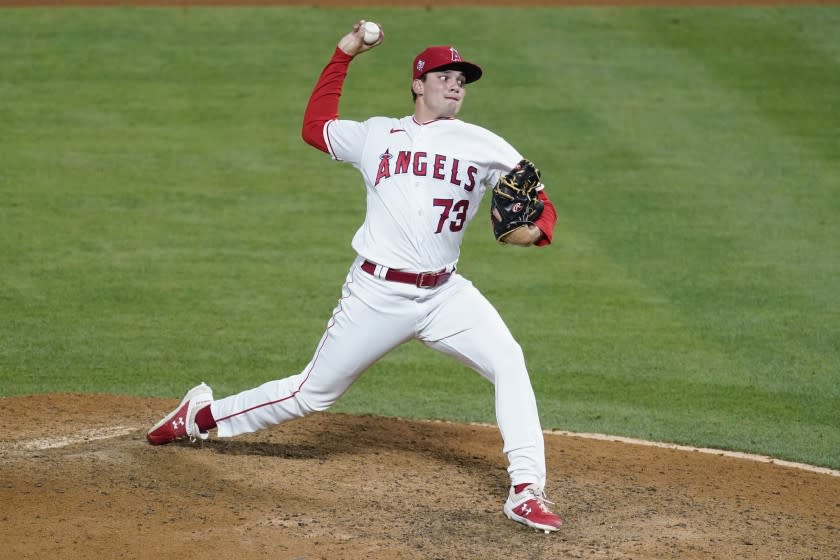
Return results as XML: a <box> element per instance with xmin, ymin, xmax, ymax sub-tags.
<box><xmin>374</xmin><ymin>148</ymin><xmax>478</xmax><ymax>192</ymax></box>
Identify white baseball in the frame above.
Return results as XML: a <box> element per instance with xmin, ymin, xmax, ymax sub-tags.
<box><xmin>362</xmin><ymin>21</ymin><xmax>380</xmax><ymax>45</ymax></box>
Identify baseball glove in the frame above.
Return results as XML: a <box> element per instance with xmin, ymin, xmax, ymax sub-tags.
<box><xmin>490</xmin><ymin>159</ymin><xmax>544</xmax><ymax>243</ymax></box>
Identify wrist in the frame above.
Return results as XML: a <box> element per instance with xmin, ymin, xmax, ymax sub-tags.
<box><xmin>501</xmin><ymin>225</ymin><xmax>542</xmax><ymax>246</ymax></box>
<box><xmin>333</xmin><ymin>46</ymin><xmax>355</xmax><ymax>60</ymax></box>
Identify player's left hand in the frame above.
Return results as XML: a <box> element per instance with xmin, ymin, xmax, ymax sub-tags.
<box><xmin>338</xmin><ymin>20</ymin><xmax>384</xmax><ymax>57</ymax></box>
<box><xmin>490</xmin><ymin>159</ymin><xmax>545</xmax><ymax>244</ymax></box>
<box><xmin>500</xmin><ymin>224</ymin><xmax>543</xmax><ymax>246</ymax></box>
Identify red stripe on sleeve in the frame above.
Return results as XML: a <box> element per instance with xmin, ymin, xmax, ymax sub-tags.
<box><xmin>533</xmin><ymin>190</ymin><xmax>557</xmax><ymax>247</ymax></box>
<box><xmin>301</xmin><ymin>47</ymin><xmax>354</xmax><ymax>153</ymax></box>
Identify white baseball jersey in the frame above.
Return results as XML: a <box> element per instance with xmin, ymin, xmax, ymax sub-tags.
<box><xmin>325</xmin><ymin>115</ymin><xmax>521</xmax><ymax>271</ymax></box>
<box><xmin>203</xmin><ymin>47</ymin><xmax>552</xmax><ymax>494</ymax></box>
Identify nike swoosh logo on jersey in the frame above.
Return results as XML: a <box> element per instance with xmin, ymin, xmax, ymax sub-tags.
<box><xmin>390</xmin><ymin>128</ymin><xmax>406</xmax><ymax>134</ymax></box>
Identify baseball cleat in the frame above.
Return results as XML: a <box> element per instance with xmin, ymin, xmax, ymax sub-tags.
<box><xmin>503</xmin><ymin>484</ymin><xmax>564</xmax><ymax>533</ymax></box>
<box><xmin>146</xmin><ymin>382</ymin><xmax>213</xmax><ymax>445</ymax></box>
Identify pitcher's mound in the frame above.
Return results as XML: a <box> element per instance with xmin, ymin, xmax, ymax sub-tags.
<box><xmin>1</xmin><ymin>393</ymin><xmax>838</xmax><ymax>559</ymax></box>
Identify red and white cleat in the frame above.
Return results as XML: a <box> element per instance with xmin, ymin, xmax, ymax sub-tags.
<box><xmin>146</xmin><ymin>382</ymin><xmax>213</xmax><ymax>445</ymax></box>
<box><xmin>503</xmin><ymin>484</ymin><xmax>564</xmax><ymax>533</ymax></box>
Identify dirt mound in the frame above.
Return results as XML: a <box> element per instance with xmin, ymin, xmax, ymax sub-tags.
<box><xmin>0</xmin><ymin>394</ymin><xmax>838</xmax><ymax>559</ymax></box>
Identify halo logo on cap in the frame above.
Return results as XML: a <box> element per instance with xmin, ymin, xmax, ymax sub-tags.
<box><xmin>411</xmin><ymin>45</ymin><xmax>483</xmax><ymax>84</ymax></box>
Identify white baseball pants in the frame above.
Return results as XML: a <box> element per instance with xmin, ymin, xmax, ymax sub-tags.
<box><xmin>210</xmin><ymin>256</ymin><xmax>547</xmax><ymax>488</ymax></box>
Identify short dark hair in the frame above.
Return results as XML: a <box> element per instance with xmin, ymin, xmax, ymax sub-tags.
<box><xmin>411</xmin><ymin>74</ymin><xmax>427</xmax><ymax>103</ymax></box>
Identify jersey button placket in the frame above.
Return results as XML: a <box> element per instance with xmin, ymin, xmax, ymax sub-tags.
<box><xmin>411</xmin><ymin>132</ymin><xmax>429</xmax><ymax>240</ymax></box>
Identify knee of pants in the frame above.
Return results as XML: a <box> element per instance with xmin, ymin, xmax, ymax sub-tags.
<box><xmin>504</xmin><ymin>338</ymin><xmax>526</xmax><ymax>364</ymax></box>
<box><xmin>489</xmin><ymin>339</ymin><xmax>528</xmax><ymax>377</ymax></box>
<box><xmin>296</xmin><ymin>387</ymin><xmax>341</xmax><ymax>415</ymax></box>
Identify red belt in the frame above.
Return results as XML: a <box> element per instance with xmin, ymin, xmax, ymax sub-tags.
<box><xmin>360</xmin><ymin>260</ymin><xmax>452</xmax><ymax>289</ymax></box>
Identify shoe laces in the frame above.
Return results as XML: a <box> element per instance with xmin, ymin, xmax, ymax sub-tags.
<box><xmin>188</xmin><ymin>428</ymin><xmax>208</xmax><ymax>443</ymax></box>
<box><xmin>523</xmin><ymin>486</ymin><xmax>555</xmax><ymax>513</ymax></box>
<box><xmin>186</xmin><ymin>398</ymin><xmax>212</xmax><ymax>443</ymax></box>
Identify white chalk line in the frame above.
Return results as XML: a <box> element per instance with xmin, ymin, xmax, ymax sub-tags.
<box><xmin>546</xmin><ymin>429</ymin><xmax>840</xmax><ymax>478</ymax></box>
<box><xmin>4</xmin><ymin>419</ymin><xmax>839</xmax><ymax>479</ymax></box>
<box><xmin>417</xmin><ymin>418</ymin><xmax>840</xmax><ymax>478</ymax></box>
<box><xmin>4</xmin><ymin>425</ymin><xmax>136</xmax><ymax>451</ymax></box>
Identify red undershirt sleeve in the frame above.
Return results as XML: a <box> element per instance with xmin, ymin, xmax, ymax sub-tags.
<box><xmin>302</xmin><ymin>48</ymin><xmax>556</xmax><ymax>247</ymax></box>
<box><xmin>301</xmin><ymin>47</ymin><xmax>354</xmax><ymax>153</ymax></box>
<box><xmin>533</xmin><ymin>190</ymin><xmax>557</xmax><ymax>247</ymax></box>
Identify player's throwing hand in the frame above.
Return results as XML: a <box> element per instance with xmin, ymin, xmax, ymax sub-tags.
<box><xmin>147</xmin><ymin>19</ymin><xmax>562</xmax><ymax>535</ymax></box>
<box><xmin>338</xmin><ymin>19</ymin><xmax>383</xmax><ymax>57</ymax></box>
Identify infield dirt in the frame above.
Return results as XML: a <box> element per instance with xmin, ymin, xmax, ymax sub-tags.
<box><xmin>1</xmin><ymin>393</ymin><xmax>839</xmax><ymax>559</ymax></box>
<box><xmin>2</xmin><ymin>0</ymin><xmax>839</xmax><ymax>558</ymax></box>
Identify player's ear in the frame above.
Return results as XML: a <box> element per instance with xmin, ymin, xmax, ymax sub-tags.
<box><xmin>412</xmin><ymin>78</ymin><xmax>424</xmax><ymax>97</ymax></box>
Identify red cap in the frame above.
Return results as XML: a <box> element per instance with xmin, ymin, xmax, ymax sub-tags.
<box><xmin>412</xmin><ymin>46</ymin><xmax>483</xmax><ymax>84</ymax></box>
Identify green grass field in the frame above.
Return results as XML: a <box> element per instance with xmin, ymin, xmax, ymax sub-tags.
<box><xmin>1</xmin><ymin>6</ymin><xmax>838</xmax><ymax>469</ymax></box>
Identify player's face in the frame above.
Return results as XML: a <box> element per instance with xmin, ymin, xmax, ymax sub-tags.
<box><xmin>415</xmin><ymin>70</ymin><xmax>467</xmax><ymax>119</ymax></box>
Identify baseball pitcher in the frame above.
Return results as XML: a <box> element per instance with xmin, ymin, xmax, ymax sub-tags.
<box><xmin>147</xmin><ymin>20</ymin><xmax>562</xmax><ymax>533</ymax></box>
